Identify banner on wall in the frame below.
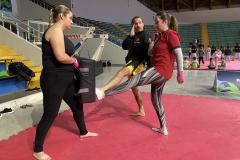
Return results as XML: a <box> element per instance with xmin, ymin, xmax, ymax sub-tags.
<box><xmin>0</xmin><ymin>0</ymin><xmax>12</xmax><ymax>12</ymax></box>
<box><xmin>213</xmin><ymin>70</ymin><xmax>240</xmax><ymax>95</ymax></box>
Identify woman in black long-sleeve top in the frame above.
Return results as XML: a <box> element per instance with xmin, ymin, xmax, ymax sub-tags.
<box><xmin>33</xmin><ymin>5</ymin><xmax>97</xmax><ymax>160</ymax></box>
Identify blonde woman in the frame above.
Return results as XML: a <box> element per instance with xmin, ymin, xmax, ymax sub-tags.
<box><xmin>33</xmin><ymin>5</ymin><xmax>97</xmax><ymax>160</ymax></box>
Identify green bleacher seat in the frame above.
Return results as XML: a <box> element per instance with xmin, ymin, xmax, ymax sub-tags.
<box><xmin>208</xmin><ymin>21</ymin><xmax>240</xmax><ymax>47</ymax></box>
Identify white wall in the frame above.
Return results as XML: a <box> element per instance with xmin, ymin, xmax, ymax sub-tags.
<box><xmin>45</xmin><ymin>0</ymin><xmax>71</xmax><ymax>9</ymax></box>
<box><xmin>79</xmin><ymin>38</ymin><xmax>103</xmax><ymax>59</ymax></box>
<box><xmin>72</xmin><ymin>0</ymin><xmax>240</xmax><ymax>24</ymax></box>
<box><xmin>102</xmin><ymin>41</ymin><xmax>126</xmax><ymax>64</ymax></box>
<box><xmin>72</xmin><ymin>0</ymin><xmax>155</xmax><ymax>25</ymax></box>
<box><xmin>11</xmin><ymin>0</ymin><xmax>71</xmax><ymax>22</ymax></box>
<box><xmin>170</xmin><ymin>7</ymin><xmax>240</xmax><ymax>23</ymax></box>
<box><xmin>12</xmin><ymin>0</ymin><xmax>49</xmax><ymax>22</ymax></box>
<box><xmin>12</xmin><ymin>0</ymin><xmax>240</xmax><ymax>25</ymax></box>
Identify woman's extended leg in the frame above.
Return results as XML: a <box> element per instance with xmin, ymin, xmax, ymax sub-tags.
<box><xmin>99</xmin><ymin>67</ymin><xmax>131</xmax><ymax>92</ymax></box>
<box><xmin>104</xmin><ymin>67</ymin><xmax>165</xmax><ymax>97</ymax></box>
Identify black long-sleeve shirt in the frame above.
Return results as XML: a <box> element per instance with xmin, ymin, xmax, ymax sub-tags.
<box><xmin>122</xmin><ymin>31</ymin><xmax>150</xmax><ymax>68</ymax></box>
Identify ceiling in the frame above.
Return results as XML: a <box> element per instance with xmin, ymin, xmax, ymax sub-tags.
<box><xmin>138</xmin><ymin>0</ymin><xmax>240</xmax><ymax>12</ymax></box>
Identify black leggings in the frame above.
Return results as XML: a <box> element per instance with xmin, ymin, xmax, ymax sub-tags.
<box><xmin>34</xmin><ymin>70</ymin><xmax>88</xmax><ymax>152</ymax></box>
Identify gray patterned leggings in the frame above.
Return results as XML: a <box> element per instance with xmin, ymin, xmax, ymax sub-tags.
<box><xmin>105</xmin><ymin>67</ymin><xmax>167</xmax><ymax>128</ymax></box>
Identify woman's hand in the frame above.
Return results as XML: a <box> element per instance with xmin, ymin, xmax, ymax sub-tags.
<box><xmin>72</xmin><ymin>57</ymin><xmax>79</xmax><ymax>68</ymax></box>
<box><xmin>150</xmin><ymin>32</ymin><xmax>159</xmax><ymax>42</ymax></box>
<box><xmin>130</xmin><ymin>24</ymin><xmax>135</xmax><ymax>37</ymax></box>
<box><xmin>177</xmin><ymin>71</ymin><xmax>184</xmax><ymax>84</ymax></box>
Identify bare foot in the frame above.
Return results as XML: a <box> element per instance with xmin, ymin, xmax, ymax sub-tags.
<box><xmin>130</xmin><ymin>111</ymin><xmax>145</xmax><ymax>117</ymax></box>
<box><xmin>33</xmin><ymin>152</ymin><xmax>51</xmax><ymax>160</ymax></box>
<box><xmin>152</xmin><ymin>127</ymin><xmax>168</xmax><ymax>136</ymax></box>
<box><xmin>80</xmin><ymin>132</ymin><xmax>98</xmax><ymax>138</ymax></box>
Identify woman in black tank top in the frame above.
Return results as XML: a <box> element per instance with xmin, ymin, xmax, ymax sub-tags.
<box><xmin>33</xmin><ymin>5</ymin><xmax>98</xmax><ymax>160</ymax></box>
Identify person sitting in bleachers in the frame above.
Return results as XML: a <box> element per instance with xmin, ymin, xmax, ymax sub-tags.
<box><xmin>208</xmin><ymin>58</ymin><xmax>216</xmax><ymax>69</ymax></box>
<box><xmin>183</xmin><ymin>57</ymin><xmax>190</xmax><ymax>70</ymax></box>
<box><xmin>191</xmin><ymin>57</ymin><xmax>199</xmax><ymax>69</ymax></box>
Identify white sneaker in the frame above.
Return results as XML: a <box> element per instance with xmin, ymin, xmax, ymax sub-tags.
<box><xmin>95</xmin><ymin>88</ymin><xmax>105</xmax><ymax>100</ymax></box>
<box><xmin>152</xmin><ymin>127</ymin><xmax>168</xmax><ymax>136</ymax></box>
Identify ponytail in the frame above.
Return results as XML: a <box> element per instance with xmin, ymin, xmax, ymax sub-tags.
<box><xmin>48</xmin><ymin>5</ymin><xmax>71</xmax><ymax>28</ymax></box>
<box><xmin>169</xmin><ymin>15</ymin><xmax>178</xmax><ymax>32</ymax></box>
<box><xmin>48</xmin><ymin>8</ymin><xmax>54</xmax><ymax>28</ymax></box>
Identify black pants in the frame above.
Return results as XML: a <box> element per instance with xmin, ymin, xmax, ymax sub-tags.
<box><xmin>198</xmin><ymin>57</ymin><xmax>204</xmax><ymax>65</ymax></box>
<box><xmin>34</xmin><ymin>70</ymin><xmax>88</xmax><ymax>152</ymax></box>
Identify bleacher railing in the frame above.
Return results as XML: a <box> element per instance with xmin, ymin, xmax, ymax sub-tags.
<box><xmin>27</xmin><ymin>0</ymin><xmax>122</xmax><ymax>46</ymax></box>
<box><xmin>0</xmin><ymin>11</ymin><xmax>43</xmax><ymax>45</ymax></box>
<box><xmin>28</xmin><ymin>0</ymin><xmax>105</xmax><ymax>32</ymax></box>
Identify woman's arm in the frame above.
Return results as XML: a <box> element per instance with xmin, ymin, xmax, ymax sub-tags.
<box><xmin>49</xmin><ymin>28</ymin><xmax>74</xmax><ymax>64</ymax></box>
<box><xmin>122</xmin><ymin>36</ymin><xmax>134</xmax><ymax>50</ymax></box>
<box><xmin>173</xmin><ymin>48</ymin><xmax>183</xmax><ymax>71</ymax></box>
<box><xmin>148</xmin><ymin>32</ymin><xmax>158</xmax><ymax>56</ymax></box>
<box><xmin>173</xmin><ymin>48</ymin><xmax>184</xmax><ymax>84</ymax></box>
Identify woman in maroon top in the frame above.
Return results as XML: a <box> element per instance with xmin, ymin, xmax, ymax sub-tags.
<box><xmin>96</xmin><ymin>11</ymin><xmax>184</xmax><ymax>136</ymax></box>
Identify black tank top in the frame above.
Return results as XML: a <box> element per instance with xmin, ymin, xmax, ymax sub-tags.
<box><xmin>41</xmin><ymin>31</ymin><xmax>74</xmax><ymax>71</ymax></box>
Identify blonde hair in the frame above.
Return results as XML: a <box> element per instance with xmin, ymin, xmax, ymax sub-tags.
<box><xmin>169</xmin><ymin>15</ymin><xmax>178</xmax><ymax>32</ymax></box>
<box><xmin>48</xmin><ymin>5</ymin><xmax>71</xmax><ymax>28</ymax></box>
